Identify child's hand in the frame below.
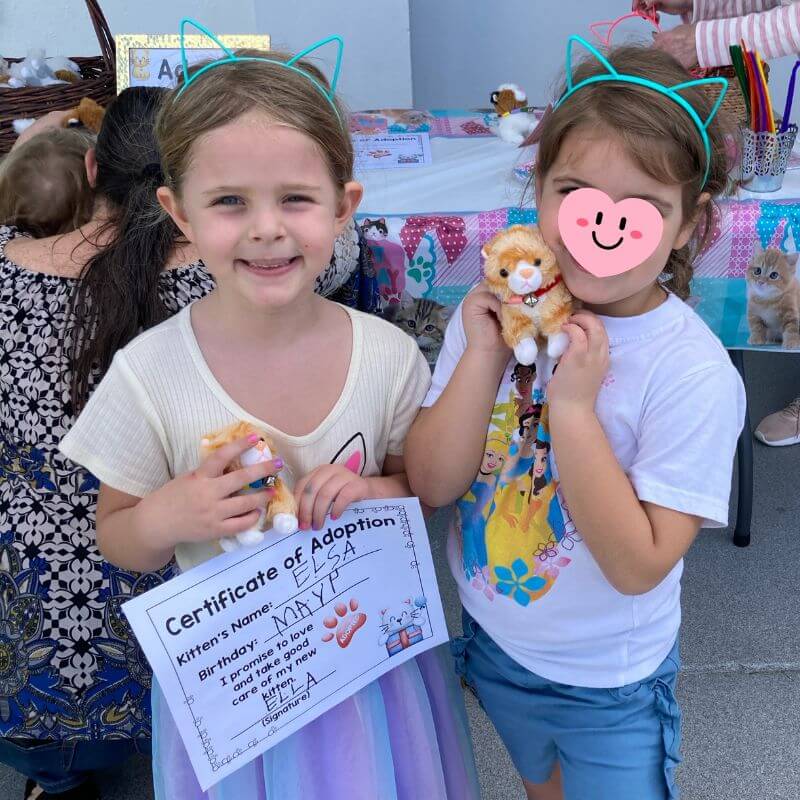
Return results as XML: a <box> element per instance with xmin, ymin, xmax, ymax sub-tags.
<box><xmin>139</xmin><ymin>435</ymin><xmax>279</xmax><ymax>549</ymax></box>
<box><xmin>462</xmin><ymin>284</ymin><xmax>510</xmax><ymax>360</ymax></box>
<box><xmin>547</xmin><ymin>311</ymin><xmax>609</xmax><ymax>414</ymax></box>
<box><xmin>294</xmin><ymin>464</ymin><xmax>371</xmax><ymax>531</ymax></box>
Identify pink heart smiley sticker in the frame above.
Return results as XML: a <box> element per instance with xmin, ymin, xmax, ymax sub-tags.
<box><xmin>557</xmin><ymin>187</ymin><xmax>664</xmax><ymax>277</ymax></box>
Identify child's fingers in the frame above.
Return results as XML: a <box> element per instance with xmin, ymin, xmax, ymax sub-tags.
<box><xmin>568</xmin><ymin>309</ymin><xmax>602</xmax><ymax>331</ymax></box>
<box><xmin>219</xmin><ymin>490</ymin><xmax>272</xmax><ymax>520</ymax></box>
<box><xmin>475</xmin><ymin>285</ymin><xmax>502</xmax><ymax>311</ymax></box>
<box><xmin>197</xmin><ymin>435</ymin><xmax>262</xmax><ymax>478</ymax></box>
<box><xmin>468</xmin><ymin>283</ymin><xmax>502</xmax><ymax>314</ymax></box>
<box><xmin>218</xmin><ymin>458</ymin><xmax>282</xmax><ymax>497</ymax></box>
<box><xmin>217</xmin><ymin>509</ymin><xmax>263</xmax><ymax>538</ymax></box>
<box><xmin>569</xmin><ymin>312</ymin><xmax>608</xmax><ymax>351</ymax></box>
<box><xmin>295</xmin><ymin>467</ymin><xmax>327</xmax><ymax>527</ymax></box>
<box><xmin>293</xmin><ymin>465</ymin><xmax>326</xmax><ymax>505</ymax></box>
<box><xmin>330</xmin><ymin>482</ymin><xmax>364</xmax><ymax>521</ymax></box>
<box><xmin>562</xmin><ymin>322</ymin><xmax>589</xmax><ymax>354</ymax></box>
<box><xmin>310</xmin><ymin>474</ymin><xmax>352</xmax><ymax>531</ymax></box>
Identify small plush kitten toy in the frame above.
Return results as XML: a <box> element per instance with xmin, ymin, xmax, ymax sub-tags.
<box><xmin>482</xmin><ymin>224</ymin><xmax>576</xmax><ymax>365</ymax></box>
<box><xmin>201</xmin><ymin>421</ymin><xmax>299</xmax><ymax>552</ymax></box>
<box><xmin>746</xmin><ymin>245</ymin><xmax>800</xmax><ymax>349</ymax></box>
<box><xmin>490</xmin><ymin>84</ymin><xmax>538</xmax><ymax>146</ymax></box>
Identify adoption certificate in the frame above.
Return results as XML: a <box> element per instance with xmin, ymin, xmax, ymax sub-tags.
<box><xmin>123</xmin><ymin>498</ymin><xmax>447</xmax><ymax>789</ymax></box>
<box><xmin>353</xmin><ymin>133</ymin><xmax>432</xmax><ymax>170</ymax></box>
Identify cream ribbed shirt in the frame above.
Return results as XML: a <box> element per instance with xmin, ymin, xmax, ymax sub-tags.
<box><xmin>60</xmin><ymin>303</ymin><xmax>430</xmax><ymax>571</ymax></box>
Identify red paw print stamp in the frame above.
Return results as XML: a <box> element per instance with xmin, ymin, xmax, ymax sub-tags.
<box><xmin>321</xmin><ymin>598</ymin><xmax>367</xmax><ymax>648</ymax></box>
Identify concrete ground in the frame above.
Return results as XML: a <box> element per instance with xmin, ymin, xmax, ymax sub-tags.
<box><xmin>2</xmin><ymin>349</ymin><xmax>799</xmax><ymax>799</ymax></box>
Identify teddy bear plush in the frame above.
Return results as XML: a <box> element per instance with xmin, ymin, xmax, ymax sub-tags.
<box><xmin>200</xmin><ymin>421</ymin><xmax>299</xmax><ymax>552</ymax></box>
<box><xmin>490</xmin><ymin>83</ymin><xmax>538</xmax><ymax>146</ymax></box>
<box><xmin>482</xmin><ymin>224</ymin><xmax>577</xmax><ymax>365</ymax></box>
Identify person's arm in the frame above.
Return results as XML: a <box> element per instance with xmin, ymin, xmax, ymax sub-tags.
<box><xmin>11</xmin><ymin>109</ymin><xmax>72</xmax><ymax>150</ymax></box>
<box><xmin>694</xmin><ymin>1</ymin><xmax>799</xmax><ymax>67</ymax></box>
<box><xmin>634</xmin><ymin>1</ymin><xmax>783</xmax><ymax>20</ymax></box>
<box><xmin>405</xmin><ymin>287</ymin><xmax>510</xmax><ymax>508</ymax></box>
<box><xmin>643</xmin><ymin>1</ymin><xmax>792</xmax><ymax>68</ymax></box>
<box><xmin>691</xmin><ymin>0</ymin><xmax>784</xmax><ymax>24</ymax></box>
<box><xmin>548</xmin><ymin>311</ymin><xmax>743</xmax><ymax>596</ymax></box>
<box><xmin>96</xmin><ymin>485</ymin><xmax>176</xmax><ymax>573</ymax></box>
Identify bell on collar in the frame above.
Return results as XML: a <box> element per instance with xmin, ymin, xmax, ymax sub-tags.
<box><xmin>523</xmin><ymin>293</ymin><xmax>538</xmax><ymax>307</ymax></box>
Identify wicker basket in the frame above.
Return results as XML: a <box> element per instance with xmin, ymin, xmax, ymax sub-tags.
<box><xmin>697</xmin><ymin>63</ymin><xmax>770</xmax><ymax>128</ymax></box>
<box><xmin>0</xmin><ymin>0</ymin><xmax>115</xmax><ymax>155</ymax></box>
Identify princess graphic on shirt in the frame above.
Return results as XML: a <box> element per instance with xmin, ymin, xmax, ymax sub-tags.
<box><xmin>455</xmin><ymin>431</ymin><xmax>510</xmax><ymax>580</ymax></box>
<box><xmin>460</xmin><ymin>371</ymin><xmax>569</xmax><ymax>607</ymax></box>
<box><xmin>511</xmin><ymin>363</ymin><xmax>535</xmax><ymax>421</ymax></box>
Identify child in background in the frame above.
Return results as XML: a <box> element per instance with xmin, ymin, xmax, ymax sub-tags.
<box><xmin>0</xmin><ymin>127</ymin><xmax>94</xmax><ymax>237</ymax></box>
<box><xmin>406</xmin><ymin>42</ymin><xmax>745</xmax><ymax>800</ymax></box>
<box><xmin>60</xmin><ymin>37</ymin><xmax>479</xmax><ymax>800</ymax></box>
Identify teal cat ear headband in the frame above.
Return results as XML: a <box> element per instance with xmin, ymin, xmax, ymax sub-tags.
<box><xmin>176</xmin><ymin>18</ymin><xmax>344</xmax><ymax>123</ymax></box>
<box><xmin>555</xmin><ymin>36</ymin><xmax>728</xmax><ymax>186</ymax></box>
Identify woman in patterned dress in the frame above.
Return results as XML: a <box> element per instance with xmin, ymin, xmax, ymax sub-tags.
<box><xmin>0</xmin><ymin>87</ymin><xmax>378</xmax><ymax>800</ymax></box>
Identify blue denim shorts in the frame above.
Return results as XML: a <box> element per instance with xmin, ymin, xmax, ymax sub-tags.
<box><xmin>452</xmin><ymin>611</ymin><xmax>682</xmax><ymax>799</ymax></box>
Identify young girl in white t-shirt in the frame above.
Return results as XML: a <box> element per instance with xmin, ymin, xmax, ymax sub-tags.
<box><xmin>406</xmin><ymin>41</ymin><xmax>745</xmax><ymax>800</ymax></box>
<box><xmin>61</xmin><ymin>35</ymin><xmax>479</xmax><ymax>800</ymax></box>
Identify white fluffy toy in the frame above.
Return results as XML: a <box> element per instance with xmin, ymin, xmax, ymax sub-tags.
<box><xmin>1</xmin><ymin>50</ymin><xmax>78</xmax><ymax>88</ymax></box>
<box><xmin>490</xmin><ymin>83</ymin><xmax>538</xmax><ymax>146</ymax></box>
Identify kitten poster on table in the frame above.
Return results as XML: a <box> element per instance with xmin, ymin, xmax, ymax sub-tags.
<box><xmin>123</xmin><ymin>498</ymin><xmax>447</xmax><ymax>790</ymax></box>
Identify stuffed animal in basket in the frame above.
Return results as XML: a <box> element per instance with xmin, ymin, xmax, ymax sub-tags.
<box><xmin>200</xmin><ymin>421</ymin><xmax>299</xmax><ymax>552</ymax></box>
<box><xmin>490</xmin><ymin>84</ymin><xmax>538</xmax><ymax>146</ymax></box>
<box><xmin>482</xmin><ymin>224</ymin><xmax>577</xmax><ymax>365</ymax></box>
<box><xmin>61</xmin><ymin>97</ymin><xmax>105</xmax><ymax>133</ymax></box>
<box><xmin>12</xmin><ymin>97</ymin><xmax>105</xmax><ymax>138</ymax></box>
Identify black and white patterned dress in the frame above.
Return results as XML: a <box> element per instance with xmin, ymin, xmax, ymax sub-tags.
<box><xmin>0</xmin><ymin>225</ymin><xmax>215</xmax><ymax>740</ymax></box>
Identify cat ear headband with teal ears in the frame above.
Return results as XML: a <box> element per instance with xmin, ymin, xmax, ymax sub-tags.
<box><xmin>555</xmin><ymin>36</ymin><xmax>728</xmax><ymax>186</ymax></box>
<box><xmin>175</xmin><ymin>18</ymin><xmax>344</xmax><ymax>123</ymax></box>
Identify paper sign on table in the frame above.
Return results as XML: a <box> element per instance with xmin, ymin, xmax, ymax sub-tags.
<box><xmin>353</xmin><ymin>133</ymin><xmax>432</xmax><ymax>170</ymax></box>
<box><xmin>123</xmin><ymin>498</ymin><xmax>447</xmax><ymax>790</ymax></box>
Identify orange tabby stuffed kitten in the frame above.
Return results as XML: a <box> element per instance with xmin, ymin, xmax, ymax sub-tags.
<box><xmin>746</xmin><ymin>245</ymin><xmax>800</xmax><ymax>349</ymax></box>
<box><xmin>482</xmin><ymin>224</ymin><xmax>577</xmax><ymax>365</ymax></box>
<box><xmin>201</xmin><ymin>421</ymin><xmax>298</xmax><ymax>552</ymax></box>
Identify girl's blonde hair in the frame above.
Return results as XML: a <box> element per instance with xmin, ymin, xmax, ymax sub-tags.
<box><xmin>156</xmin><ymin>49</ymin><xmax>352</xmax><ymax>197</ymax></box>
<box><xmin>0</xmin><ymin>128</ymin><xmax>94</xmax><ymax>238</ymax></box>
<box><xmin>535</xmin><ymin>45</ymin><xmax>732</xmax><ymax>300</ymax></box>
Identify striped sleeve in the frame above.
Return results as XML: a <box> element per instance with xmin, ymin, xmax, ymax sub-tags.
<box><xmin>693</xmin><ymin>0</ymin><xmax>783</xmax><ymax>21</ymax></box>
<box><xmin>693</xmin><ymin>1</ymin><xmax>800</xmax><ymax>67</ymax></box>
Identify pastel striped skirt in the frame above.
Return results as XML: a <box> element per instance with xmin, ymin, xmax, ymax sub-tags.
<box><xmin>152</xmin><ymin>644</ymin><xmax>480</xmax><ymax>800</ymax></box>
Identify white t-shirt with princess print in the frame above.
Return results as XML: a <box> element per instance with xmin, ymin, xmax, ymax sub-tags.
<box><xmin>60</xmin><ymin>303</ymin><xmax>430</xmax><ymax>573</ymax></box>
<box><xmin>424</xmin><ymin>293</ymin><xmax>745</xmax><ymax>688</ymax></box>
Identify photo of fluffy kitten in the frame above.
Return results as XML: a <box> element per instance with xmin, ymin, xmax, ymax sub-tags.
<box><xmin>382</xmin><ymin>295</ymin><xmax>452</xmax><ymax>369</ymax></box>
<box><xmin>746</xmin><ymin>245</ymin><xmax>800</xmax><ymax>349</ymax></box>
